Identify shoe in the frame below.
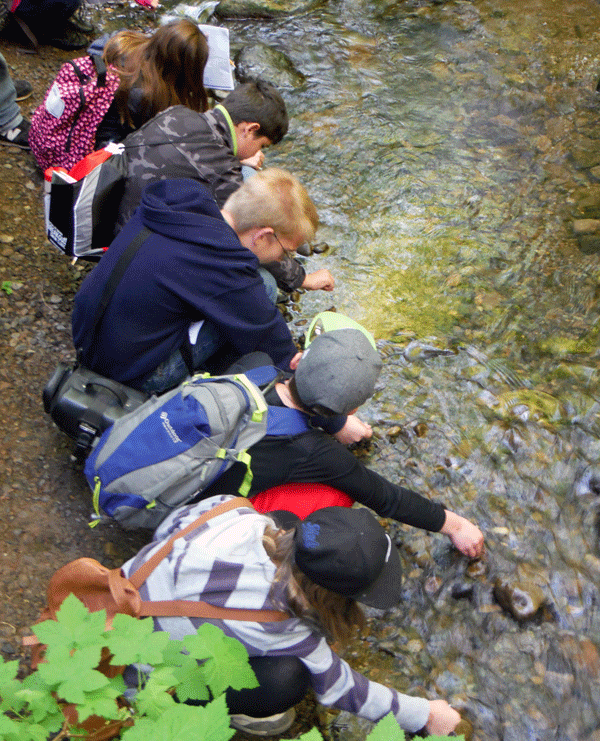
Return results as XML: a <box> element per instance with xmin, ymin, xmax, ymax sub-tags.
<box><xmin>229</xmin><ymin>708</ymin><xmax>295</xmax><ymax>736</ymax></box>
<box><xmin>46</xmin><ymin>25</ymin><xmax>89</xmax><ymax>51</ymax></box>
<box><xmin>66</xmin><ymin>7</ymin><xmax>95</xmax><ymax>35</ymax></box>
<box><xmin>14</xmin><ymin>79</ymin><xmax>32</xmax><ymax>102</ymax></box>
<box><xmin>0</xmin><ymin>117</ymin><xmax>30</xmax><ymax>149</ymax></box>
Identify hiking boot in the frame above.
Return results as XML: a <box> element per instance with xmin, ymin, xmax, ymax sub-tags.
<box><xmin>46</xmin><ymin>24</ymin><xmax>88</xmax><ymax>51</ymax></box>
<box><xmin>229</xmin><ymin>708</ymin><xmax>295</xmax><ymax>736</ymax></box>
<box><xmin>14</xmin><ymin>79</ymin><xmax>33</xmax><ymax>102</ymax></box>
<box><xmin>0</xmin><ymin>117</ymin><xmax>30</xmax><ymax>149</ymax></box>
<box><xmin>66</xmin><ymin>6</ymin><xmax>95</xmax><ymax>34</ymax></box>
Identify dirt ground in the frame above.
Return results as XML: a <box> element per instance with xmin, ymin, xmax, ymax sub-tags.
<box><xmin>0</xmin><ymin>32</ymin><xmax>326</xmax><ymax>740</ymax></box>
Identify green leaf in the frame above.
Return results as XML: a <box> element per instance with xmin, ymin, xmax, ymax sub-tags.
<box><xmin>73</xmin><ymin>679</ymin><xmax>125</xmax><ymax>724</ymax></box>
<box><xmin>0</xmin><ymin>658</ymin><xmax>26</xmax><ymax>712</ymax></box>
<box><xmin>170</xmin><ymin>652</ymin><xmax>211</xmax><ymax>703</ymax></box>
<box><xmin>133</xmin><ymin>667</ymin><xmax>179</xmax><ymax>720</ymax></box>
<box><xmin>366</xmin><ymin>712</ymin><xmax>406</xmax><ymax>741</ymax></box>
<box><xmin>157</xmin><ymin>635</ymin><xmax>186</xmax><ymax>667</ymax></box>
<box><xmin>0</xmin><ymin>713</ymin><xmax>51</xmax><ymax>741</ymax></box>
<box><xmin>37</xmin><ymin>645</ymin><xmax>108</xmax><ymax>704</ymax></box>
<box><xmin>33</xmin><ymin>594</ymin><xmax>108</xmax><ymax>653</ymax></box>
<box><xmin>121</xmin><ymin>695</ymin><xmax>234</xmax><ymax>741</ymax></box>
<box><xmin>15</xmin><ymin>686</ymin><xmax>61</xmax><ymax>723</ymax></box>
<box><xmin>182</xmin><ymin>623</ymin><xmax>258</xmax><ymax>698</ymax></box>
<box><xmin>106</xmin><ymin>614</ymin><xmax>172</xmax><ymax>666</ymax></box>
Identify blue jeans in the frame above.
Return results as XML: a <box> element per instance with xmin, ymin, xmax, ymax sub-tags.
<box><xmin>140</xmin><ymin>320</ymin><xmax>223</xmax><ymax>395</ymax></box>
<box><xmin>0</xmin><ymin>53</ymin><xmax>21</xmax><ymax>132</ymax></box>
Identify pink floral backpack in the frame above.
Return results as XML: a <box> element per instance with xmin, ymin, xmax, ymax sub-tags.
<box><xmin>29</xmin><ymin>54</ymin><xmax>120</xmax><ymax>173</ymax></box>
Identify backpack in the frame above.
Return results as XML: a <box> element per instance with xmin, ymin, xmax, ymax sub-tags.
<box><xmin>84</xmin><ymin>366</ymin><xmax>312</xmax><ymax>530</ymax></box>
<box><xmin>22</xmin><ymin>497</ymin><xmax>288</xmax><ymax>741</ymax></box>
<box><xmin>29</xmin><ymin>54</ymin><xmax>120</xmax><ymax>173</ymax></box>
<box><xmin>43</xmin><ymin>142</ymin><xmax>128</xmax><ymax>259</ymax></box>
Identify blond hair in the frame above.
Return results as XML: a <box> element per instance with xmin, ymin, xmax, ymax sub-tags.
<box><xmin>223</xmin><ymin>168</ymin><xmax>318</xmax><ymax>244</ymax></box>
<box><xmin>262</xmin><ymin>524</ymin><xmax>365</xmax><ymax>646</ymax></box>
<box><xmin>103</xmin><ymin>20</ymin><xmax>209</xmax><ymax>127</ymax></box>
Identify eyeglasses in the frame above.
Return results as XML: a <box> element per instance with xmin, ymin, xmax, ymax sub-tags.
<box><xmin>273</xmin><ymin>232</ymin><xmax>294</xmax><ymax>255</ymax></box>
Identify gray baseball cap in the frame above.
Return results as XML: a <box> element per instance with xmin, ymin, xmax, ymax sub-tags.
<box><xmin>294</xmin><ymin>328</ymin><xmax>382</xmax><ymax>415</ymax></box>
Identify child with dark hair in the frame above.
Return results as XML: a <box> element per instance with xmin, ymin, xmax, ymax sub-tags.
<box><xmin>115</xmin><ymin>79</ymin><xmax>333</xmax><ymax>294</ymax></box>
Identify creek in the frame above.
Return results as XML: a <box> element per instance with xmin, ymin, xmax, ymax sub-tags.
<box><xmin>91</xmin><ymin>0</ymin><xmax>600</xmax><ymax>738</ymax></box>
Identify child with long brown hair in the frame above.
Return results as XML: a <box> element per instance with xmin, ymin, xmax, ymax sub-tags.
<box><xmin>94</xmin><ymin>19</ymin><xmax>209</xmax><ymax>147</ymax></box>
<box><xmin>121</xmin><ymin>495</ymin><xmax>464</xmax><ymax>737</ymax></box>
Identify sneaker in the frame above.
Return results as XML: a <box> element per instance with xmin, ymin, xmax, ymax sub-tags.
<box><xmin>0</xmin><ymin>117</ymin><xmax>31</xmax><ymax>149</ymax></box>
<box><xmin>14</xmin><ymin>79</ymin><xmax>33</xmax><ymax>102</ymax></box>
<box><xmin>46</xmin><ymin>25</ymin><xmax>88</xmax><ymax>51</ymax></box>
<box><xmin>229</xmin><ymin>708</ymin><xmax>295</xmax><ymax>736</ymax></box>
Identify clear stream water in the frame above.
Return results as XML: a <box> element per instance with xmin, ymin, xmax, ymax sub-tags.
<box><xmin>101</xmin><ymin>0</ymin><xmax>600</xmax><ymax>738</ymax></box>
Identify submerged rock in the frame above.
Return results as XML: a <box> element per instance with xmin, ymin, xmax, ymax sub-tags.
<box><xmin>234</xmin><ymin>43</ymin><xmax>306</xmax><ymax>89</ymax></box>
<box><xmin>494</xmin><ymin>577</ymin><xmax>546</xmax><ymax>621</ymax></box>
<box><xmin>215</xmin><ymin>0</ymin><xmax>319</xmax><ymax>18</ymax></box>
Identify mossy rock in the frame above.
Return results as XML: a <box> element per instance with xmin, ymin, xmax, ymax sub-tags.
<box><xmin>215</xmin><ymin>0</ymin><xmax>321</xmax><ymax>19</ymax></box>
<box><xmin>234</xmin><ymin>43</ymin><xmax>306</xmax><ymax>89</ymax></box>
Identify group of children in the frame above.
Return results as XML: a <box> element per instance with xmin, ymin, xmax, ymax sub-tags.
<box><xmin>8</xmin><ymin>17</ymin><xmax>486</xmax><ymax>738</ymax></box>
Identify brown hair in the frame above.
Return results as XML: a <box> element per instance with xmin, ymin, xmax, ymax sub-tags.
<box><xmin>103</xmin><ymin>19</ymin><xmax>209</xmax><ymax>127</ymax></box>
<box><xmin>262</xmin><ymin>525</ymin><xmax>365</xmax><ymax>646</ymax></box>
<box><xmin>223</xmin><ymin>168</ymin><xmax>319</xmax><ymax>244</ymax></box>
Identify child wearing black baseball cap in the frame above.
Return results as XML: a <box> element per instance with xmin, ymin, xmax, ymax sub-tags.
<box><xmin>121</xmin><ymin>495</ymin><xmax>463</xmax><ymax>736</ymax></box>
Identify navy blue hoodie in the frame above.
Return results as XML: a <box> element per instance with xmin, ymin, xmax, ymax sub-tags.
<box><xmin>72</xmin><ymin>179</ymin><xmax>297</xmax><ymax>387</ymax></box>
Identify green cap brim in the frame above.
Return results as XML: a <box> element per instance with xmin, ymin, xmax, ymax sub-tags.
<box><xmin>305</xmin><ymin>311</ymin><xmax>377</xmax><ymax>350</ymax></box>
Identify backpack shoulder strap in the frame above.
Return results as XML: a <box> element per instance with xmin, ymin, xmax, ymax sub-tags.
<box><xmin>241</xmin><ymin>366</ymin><xmax>312</xmax><ymax>437</ymax></box>
<box><xmin>128</xmin><ymin>497</ymin><xmax>252</xmax><ymax>589</ymax></box>
<box><xmin>130</xmin><ymin>497</ymin><xmax>289</xmax><ymax>622</ymax></box>
<box><xmin>78</xmin><ymin>227</ymin><xmax>151</xmax><ymax>361</ymax></box>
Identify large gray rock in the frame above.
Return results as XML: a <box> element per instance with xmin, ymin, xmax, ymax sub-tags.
<box><xmin>234</xmin><ymin>43</ymin><xmax>306</xmax><ymax>89</ymax></box>
<box><xmin>215</xmin><ymin>0</ymin><xmax>321</xmax><ymax>18</ymax></box>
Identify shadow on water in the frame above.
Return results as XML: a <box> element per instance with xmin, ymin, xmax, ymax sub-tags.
<box><xmin>91</xmin><ymin>0</ymin><xmax>600</xmax><ymax>737</ymax></box>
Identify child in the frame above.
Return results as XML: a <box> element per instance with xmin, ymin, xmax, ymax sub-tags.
<box><xmin>121</xmin><ymin>496</ymin><xmax>465</xmax><ymax>736</ymax></box>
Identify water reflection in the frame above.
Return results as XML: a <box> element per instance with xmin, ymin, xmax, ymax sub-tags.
<box><xmin>96</xmin><ymin>0</ymin><xmax>600</xmax><ymax>737</ymax></box>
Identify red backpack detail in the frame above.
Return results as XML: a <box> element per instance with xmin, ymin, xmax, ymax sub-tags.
<box><xmin>29</xmin><ymin>54</ymin><xmax>120</xmax><ymax>172</ymax></box>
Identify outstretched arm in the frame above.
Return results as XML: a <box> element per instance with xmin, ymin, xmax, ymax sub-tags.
<box><xmin>301</xmin><ymin>269</ymin><xmax>335</xmax><ymax>291</ymax></box>
<box><xmin>439</xmin><ymin>510</ymin><xmax>484</xmax><ymax>558</ymax></box>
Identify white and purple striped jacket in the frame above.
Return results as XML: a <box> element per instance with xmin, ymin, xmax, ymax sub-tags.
<box><xmin>121</xmin><ymin>495</ymin><xmax>430</xmax><ymax>732</ymax></box>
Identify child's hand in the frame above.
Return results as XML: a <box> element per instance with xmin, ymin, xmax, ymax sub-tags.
<box><xmin>425</xmin><ymin>700</ymin><xmax>461</xmax><ymax>736</ymax></box>
<box><xmin>301</xmin><ymin>269</ymin><xmax>335</xmax><ymax>291</ymax></box>
<box><xmin>240</xmin><ymin>151</ymin><xmax>265</xmax><ymax>169</ymax></box>
<box><xmin>333</xmin><ymin>415</ymin><xmax>372</xmax><ymax>445</ymax></box>
<box><xmin>440</xmin><ymin>510</ymin><xmax>485</xmax><ymax>558</ymax></box>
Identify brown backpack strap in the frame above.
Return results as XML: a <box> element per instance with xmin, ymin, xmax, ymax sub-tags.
<box><xmin>128</xmin><ymin>497</ymin><xmax>251</xmax><ymax>589</ymax></box>
<box><xmin>139</xmin><ymin>601</ymin><xmax>288</xmax><ymax>622</ymax></box>
<box><xmin>129</xmin><ymin>497</ymin><xmax>288</xmax><ymax>621</ymax></box>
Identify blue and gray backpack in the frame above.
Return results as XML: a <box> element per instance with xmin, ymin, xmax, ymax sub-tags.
<box><xmin>84</xmin><ymin>366</ymin><xmax>310</xmax><ymax>530</ymax></box>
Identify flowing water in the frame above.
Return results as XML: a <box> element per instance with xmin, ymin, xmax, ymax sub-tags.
<box><xmin>99</xmin><ymin>0</ymin><xmax>600</xmax><ymax>737</ymax></box>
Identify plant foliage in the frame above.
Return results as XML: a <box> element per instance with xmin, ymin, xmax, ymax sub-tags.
<box><xmin>1</xmin><ymin>595</ymin><xmax>462</xmax><ymax>741</ymax></box>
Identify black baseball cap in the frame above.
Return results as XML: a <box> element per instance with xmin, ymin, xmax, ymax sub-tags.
<box><xmin>290</xmin><ymin>507</ymin><xmax>402</xmax><ymax>609</ymax></box>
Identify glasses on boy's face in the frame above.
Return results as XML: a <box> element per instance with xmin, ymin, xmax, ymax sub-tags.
<box><xmin>273</xmin><ymin>233</ymin><xmax>295</xmax><ymax>256</ymax></box>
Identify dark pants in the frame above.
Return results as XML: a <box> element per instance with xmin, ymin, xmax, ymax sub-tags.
<box><xmin>14</xmin><ymin>0</ymin><xmax>80</xmax><ymax>39</ymax></box>
<box><xmin>184</xmin><ymin>656</ymin><xmax>311</xmax><ymax>717</ymax></box>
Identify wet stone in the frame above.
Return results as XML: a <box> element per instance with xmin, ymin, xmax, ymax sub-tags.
<box><xmin>234</xmin><ymin>43</ymin><xmax>306</xmax><ymax>89</ymax></box>
<box><xmin>215</xmin><ymin>0</ymin><xmax>318</xmax><ymax>18</ymax></box>
<box><xmin>493</xmin><ymin>577</ymin><xmax>546</xmax><ymax>621</ymax></box>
